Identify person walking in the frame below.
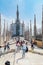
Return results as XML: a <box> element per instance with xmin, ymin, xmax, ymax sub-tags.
<box><xmin>4</xmin><ymin>41</ymin><xmax>7</xmax><ymax>52</ymax></box>
<box><xmin>7</xmin><ymin>42</ymin><xmax>10</xmax><ymax>50</ymax></box>
<box><xmin>16</xmin><ymin>40</ymin><xmax>20</xmax><ymax>52</ymax></box>
<box><xmin>0</xmin><ymin>46</ymin><xmax>2</xmax><ymax>57</ymax></box>
<box><xmin>31</xmin><ymin>39</ymin><xmax>34</xmax><ymax>50</ymax></box>
<box><xmin>22</xmin><ymin>41</ymin><xmax>26</xmax><ymax>58</ymax></box>
<box><xmin>25</xmin><ymin>42</ymin><xmax>28</xmax><ymax>52</ymax></box>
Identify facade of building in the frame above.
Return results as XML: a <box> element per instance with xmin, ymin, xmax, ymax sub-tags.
<box><xmin>10</xmin><ymin>5</ymin><xmax>24</xmax><ymax>37</ymax></box>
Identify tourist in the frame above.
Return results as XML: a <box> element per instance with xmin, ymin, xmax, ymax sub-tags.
<box><xmin>16</xmin><ymin>41</ymin><xmax>26</xmax><ymax>63</ymax></box>
<box><xmin>25</xmin><ymin>42</ymin><xmax>28</xmax><ymax>52</ymax></box>
<box><xmin>0</xmin><ymin>46</ymin><xmax>2</xmax><ymax>57</ymax></box>
<box><xmin>7</xmin><ymin>42</ymin><xmax>10</xmax><ymax>50</ymax></box>
<box><xmin>20</xmin><ymin>41</ymin><xmax>23</xmax><ymax>46</ymax></box>
<box><xmin>22</xmin><ymin>41</ymin><xmax>26</xmax><ymax>58</ymax></box>
<box><xmin>4</xmin><ymin>41</ymin><xmax>7</xmax><ymax>52</ymax></box>
<box><xmin>5</xmin><ymin>61</ymin><xmax>10</xmax><ymax>65</ymax></box>
<box><xmin>16</xmin><ymin>40</ymin><xmax>20</xmax><ymax>52</ymax></box>
<box><xmin>30</xmin><ymin>39</ymin><xmax>32</xmax><ymax>44</ymax></box>
<box><xmin>31</xmin><ymin>40</ymin><xmax>34</xmax><ymax>50</ymax></box>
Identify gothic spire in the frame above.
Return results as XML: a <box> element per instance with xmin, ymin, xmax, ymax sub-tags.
<box><xmin>34</xmin><ymin>14</ymin><xmax>36</xmax><ymax>39</ymax></box>
<box><xmin>17</xmin><ymin>5</ymin><xmax>19</xmax><ymax>20</ymax></box>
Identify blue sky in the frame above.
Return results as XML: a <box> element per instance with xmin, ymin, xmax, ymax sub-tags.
<box><xmin>0</xmin><ymin>0</ymin><xmax>43</xmax><ymax>33</ymax></box>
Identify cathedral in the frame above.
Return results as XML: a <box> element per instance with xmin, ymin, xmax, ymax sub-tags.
<box><xmin>10</xmin><ymin>5</ymin><xmax>24</xmax><ymax>37</ymax></box>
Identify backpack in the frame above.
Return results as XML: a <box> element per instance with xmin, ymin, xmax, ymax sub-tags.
<box><xmin>25</xmin><ymin>46</ymin><xmax>28</xmax><ymax>52</ymax></box>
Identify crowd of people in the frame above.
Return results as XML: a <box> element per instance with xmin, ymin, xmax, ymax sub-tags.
<box><xmin>0</xmin><ymin>38</ymin><xmax>34</xmax><ymax>65</ymax></box>
<box><xmin>16</xmin><ymin>40</ymin><xmax>28</xmax><ymax>58</ymax></box>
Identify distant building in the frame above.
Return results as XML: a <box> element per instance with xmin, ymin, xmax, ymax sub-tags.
<box><xmin>10</xmin><ymin>5</ymin><xmax>25</xmax><ymax>37</ymax></box>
